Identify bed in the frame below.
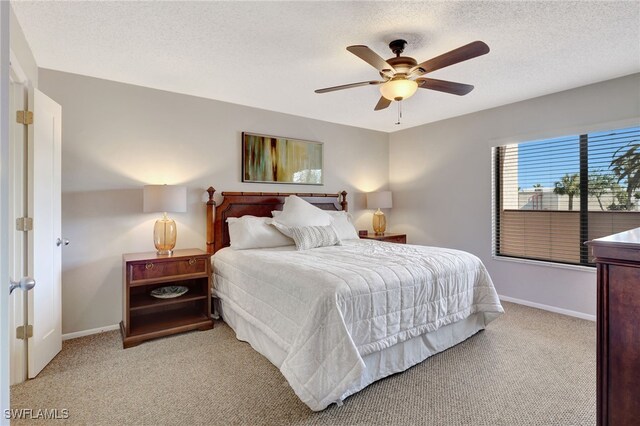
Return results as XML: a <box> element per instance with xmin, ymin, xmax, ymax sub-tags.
<box><xmin>206</xmin><ymin>188</ymin><xmax>504</xmax><ymax>411</ymax></box>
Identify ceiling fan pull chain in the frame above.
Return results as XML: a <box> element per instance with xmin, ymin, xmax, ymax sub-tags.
<box><xmin>396</xmin><ymin>101</ymin><xmax>402</xmax><ymax>125</ymax></box>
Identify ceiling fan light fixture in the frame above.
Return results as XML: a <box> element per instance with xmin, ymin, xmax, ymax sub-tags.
<box><xmin>379</xmin><ymin>78</ymin><xmax>418</xmax><ymax>101</ymax></box>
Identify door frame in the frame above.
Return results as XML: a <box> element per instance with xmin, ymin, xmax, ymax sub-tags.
<box><xmin>8</xmin><ymin>49</ymin><xmax>29</xmax><ymax>385</ymax></box>
<box><xmin>1</xmin><ymin>1</ymin><xmax>13</xmax><ymax>423</ymax></box>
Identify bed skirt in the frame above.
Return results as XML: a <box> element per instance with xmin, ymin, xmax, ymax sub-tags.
<box><xmin>216</xmin><ymin>298</ymin><xmax>487</xmax><ymax>407</ymax></box>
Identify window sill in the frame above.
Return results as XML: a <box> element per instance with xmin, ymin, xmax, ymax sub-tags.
<box><xmin>492</xmin><ymin>255</ymin><xmax>596</xmax><ymax>273</ymax></box>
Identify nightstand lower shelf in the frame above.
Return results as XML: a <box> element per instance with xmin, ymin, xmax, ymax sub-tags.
<box><xmin>121</xmin><ymin>307</ymin><xmax>212</xmax><ymax>348</ymax></box>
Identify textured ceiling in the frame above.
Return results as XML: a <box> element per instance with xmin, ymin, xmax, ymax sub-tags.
<box><xmin>11</xmin><ymin>1</ymin><xmax>640</xmax><ymax>133</ymax></box>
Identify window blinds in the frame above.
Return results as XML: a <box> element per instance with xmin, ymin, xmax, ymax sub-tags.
<box><xmin>494</xmin><ymin>126</ymin><xmax>640</xmax><ymax>266</ymax></box>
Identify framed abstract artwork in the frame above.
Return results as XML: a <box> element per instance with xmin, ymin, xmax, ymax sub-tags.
<box><xmin>242</xmin><ymin>132</ymin><xmax>323</xmax><ymax>185</ymax></box>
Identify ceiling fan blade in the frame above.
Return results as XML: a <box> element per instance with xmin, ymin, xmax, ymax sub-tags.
<box><xmin>347</xmin><ymin>45</ymin><xmax>395</xmax><ymax>73</ymax></box>
<box><xmin>411</xmin><ymin>41</ymin><xmax>490</xmax><ymax>76</ymax></box>
<box><xmin>416</xmin><ymin>78</ymin><xmax>475</xmax><ymax>96</ymax></box>
<box><xmin>374</xmin><ymin>96</ymin><xmax>391</xmax><ymax>111</ymax></box>
<box><xmin>315</xmin><ymin>80</ymin><xmax>384</xmax><ymax>94</ymax></box>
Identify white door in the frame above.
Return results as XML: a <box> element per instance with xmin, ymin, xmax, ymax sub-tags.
<box><xmin>27</xmin><ymin>88</ymin><xmax>62</xmax><ymax>378</ymax></box>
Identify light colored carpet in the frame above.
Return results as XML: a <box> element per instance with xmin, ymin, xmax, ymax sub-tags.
<box><xmin>11</xmin><ymin>302</ymin><xmax>595</xmax><ymax>425</ymax></box>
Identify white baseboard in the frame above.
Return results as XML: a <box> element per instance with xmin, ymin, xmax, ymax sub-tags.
<box><xmin>61</xmin><ymin>297</ymin><xmax>595</xmax><ymax>340</ymax></box>
<box><xmin>498</xmin><ymin>295</ymin><xmax>596</xmax><ymax>322</ymax></box>
<box><xmin>62</xmin><ymin>324</ymin><xmax>120</xmax><ymax>341</ymax></box>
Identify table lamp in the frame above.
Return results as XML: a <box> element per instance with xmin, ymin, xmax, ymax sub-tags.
<box><xmin>366</xmin><ymin>191</ymin><xmax>392</xmax><ymax>235</ymax></box>
<box><xmin>143</xmin><ymin>185</ymin><xmax>187</xmax><ymax>255</ymax></box>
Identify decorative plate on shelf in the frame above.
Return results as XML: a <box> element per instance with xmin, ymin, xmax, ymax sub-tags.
<box><xmin>150</xmin><ymin>286</ymin><xmax>189</xmax><ymax>299</ymax></box>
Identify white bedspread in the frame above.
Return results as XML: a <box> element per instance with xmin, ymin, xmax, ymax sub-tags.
<box><xmin>213</xmin><ymin>239</ymin><xmax>503</xmax><ymax>411</ymax></box>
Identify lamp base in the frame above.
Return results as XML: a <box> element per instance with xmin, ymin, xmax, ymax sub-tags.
<box><xmin>373</xmin><ymin>209</ymin><xmax>387</xmax><ymax>235</ymax></box>
<box><xmin>154</xmin><ymin>215</ymin><xmax>177</xmax><ymax>256</ymax></box>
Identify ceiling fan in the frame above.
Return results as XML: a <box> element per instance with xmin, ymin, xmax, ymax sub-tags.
<box><xmin>315</xmin><ymin>39</ymin><xmax>490</xmax><ymax>111</ymax></box>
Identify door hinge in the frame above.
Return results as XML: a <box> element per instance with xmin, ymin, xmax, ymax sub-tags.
<box><xmin>16</xmin><ymin>325</ymin><xmax>33</xmax><ymax>340</ymax></box>
<box><xmin>16</xmin><ymin>110</ymin><xmax>33</xmax><ymax>125</ymax></box>
<box><xmin>16</xmin><ymin>217</ymin><xmax>33</xmax><ymax>232</ymax></box>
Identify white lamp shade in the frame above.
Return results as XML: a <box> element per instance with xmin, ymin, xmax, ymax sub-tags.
<box><xmin>366</xmin><ymin>191</ymin><xmax>393</xmax><ymax>209</ymax></box>
<box><xmin>143</xmin><ymin>185</ymin><xmax>187</xmax><ymax>213</ymax></box>
<box><xmin>379</xmin><ymin>79</ymin><xmax>418</xmax><ymax>101</ymax></box>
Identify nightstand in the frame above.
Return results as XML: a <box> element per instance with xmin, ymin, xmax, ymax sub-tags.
<box><xmin>120</xmin><ymin>248</ymin><xmax>213</xmax><ymax>348</ymax></box>
<box><xmin>360</xmin><ymin>232</ymin><xmax>407</xmax><ymax>244</ymax></box>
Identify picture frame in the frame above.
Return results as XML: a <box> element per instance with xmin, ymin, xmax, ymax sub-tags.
<box><xmin>242</xmin><ymin>132</ymin><xmax>323</xmax><ymax>185</ymax></box>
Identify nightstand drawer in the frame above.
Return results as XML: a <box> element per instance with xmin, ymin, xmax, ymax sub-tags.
<box><xmin>129</xmin><ymin>257</ymin><xmax>207</xmax><ymax>283</ymax></box>
<box><xmin>382</xmin><ymin>235</ymin><xmax>407</xmax><ymax>244</ymax></box>
<box><xmin>360</xmin><ymin>233</ymin><xmax>407</xmax><ymax>244</ymax></box>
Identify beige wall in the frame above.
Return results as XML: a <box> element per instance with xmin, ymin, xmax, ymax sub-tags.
<box><xmin>389</xmin><ymin>73</ymin><xmax>640</xmax><ymax>317</ymax></box>
<box><xmin>38</xmin><ymin>66</ymin><xmax>640</xmax><ymax>330</ymax></box>
<box><xmin>39</xmin><ymin>69</ymin><xmax>389</xmax><ymax>334</ymax></box>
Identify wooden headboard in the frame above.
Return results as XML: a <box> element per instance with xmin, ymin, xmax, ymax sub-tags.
<box><xmin>206</xmin><ymin>187</ymin><xmax>348</xmax><ymax>254</ymax></box>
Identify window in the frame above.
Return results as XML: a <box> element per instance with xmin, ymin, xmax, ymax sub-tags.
<box><xmin>494</xmin><ymin>125</ymin><xmax>640</xmax><ymax>266</ymax></box>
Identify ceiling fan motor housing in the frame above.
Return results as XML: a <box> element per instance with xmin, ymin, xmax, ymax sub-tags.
<box><xmin>385</xmin><ymin>56</ymin><xmax>418</xmax><ymax>75</ymax></box>
<box><xmin>379</xmin><ymin>40</ymin><xmax>418</xmax><ymax>77</ymax></box>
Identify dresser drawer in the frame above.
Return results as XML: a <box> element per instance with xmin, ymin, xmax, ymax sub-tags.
<box><xmin>129</xmin><ymin>256</ymin><xmax>207</xmax><ymax>283</ymax></box>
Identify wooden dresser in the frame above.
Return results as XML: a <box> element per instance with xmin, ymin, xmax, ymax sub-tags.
<box><xmin>587</xmin><ymin>228</ymin><xmax>640</xmax><ymax>426</ymax></box>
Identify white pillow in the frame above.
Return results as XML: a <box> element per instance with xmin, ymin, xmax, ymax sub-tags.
<box><xmin>271</xmin><ymin>195</ymin><xmax>332</xmax><ymax>236</ymax></box>
<box><xmin>227</xmin><ymin>216</ymin><xmax>293</xmax><ymax>250</ymax></box>
<box><xmin>272</xmin><ymin>209</ymin><xmax>359</xmax><ymax>241</ymax></box>
<box><xmin>327</xmin><ymin>211</ymin><xmax>359</xmax><ymax>240</ymax></box>
<box><xmin>276</xmin><ymin>224</ymin><xmax>341</xmax><ymax>251</ymax></box>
